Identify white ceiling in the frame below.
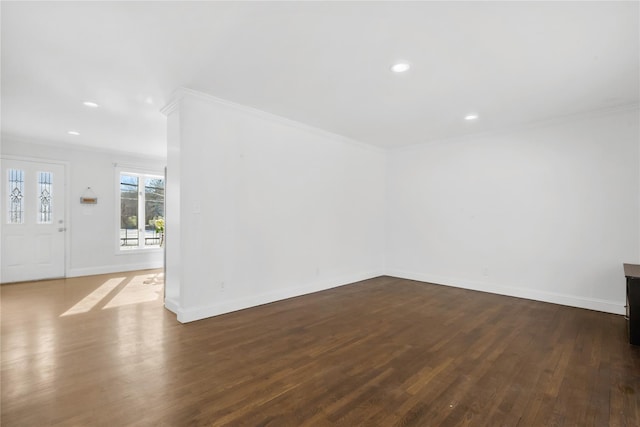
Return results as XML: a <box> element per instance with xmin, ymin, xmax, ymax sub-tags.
<box><xmin>2</xmin><ymin>1</ymin><xmax>638</xmax><ymax>158</ymax></box>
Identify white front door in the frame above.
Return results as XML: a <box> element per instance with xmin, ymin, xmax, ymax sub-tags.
<box><xmin>1</xmin><ymin>159</ymin><xmax>66</xmax><ymax>283</ymax></box>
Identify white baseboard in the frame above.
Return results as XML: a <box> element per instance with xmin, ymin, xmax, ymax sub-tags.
<box><xmin>386</xmin><ymin>269</ymin><xmax>625</xmax><ymax>316</ymax></box>
<box><xmin>175</xmin><ymin>271</ymin><xmax>384</xmax><ymax>323</ymax></box>
<box><xmin>67</xmin><ymin>262</ymin><xmax>163</xmax><ymax>278</ymax></box>
<box><xmin>164</xmin><ymin>297</ymin><xmax>180</xmax><ymax>314</ymax></box>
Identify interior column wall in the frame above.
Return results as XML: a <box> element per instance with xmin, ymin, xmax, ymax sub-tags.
<box><xmin>164</xmin><ymin>90</ymin><xmax>386</xmax><ymax>322</ymax></box>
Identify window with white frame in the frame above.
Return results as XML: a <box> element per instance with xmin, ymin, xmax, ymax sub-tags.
<box><xmin>119</xmin><ymin>171</ymin><xmax>164</xmax><ymax>250</ymax></box>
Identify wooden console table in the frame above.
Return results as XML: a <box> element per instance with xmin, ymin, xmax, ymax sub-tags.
<box><xmin>623</xmin><ymin>263</ymin><xmax>640</xmax><ymax>345</ymax></box>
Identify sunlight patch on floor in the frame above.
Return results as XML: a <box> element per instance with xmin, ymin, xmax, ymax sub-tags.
<box><xmin>60</xmin><ymin>277</ymin><xmax>126</xmax><ymax>316</ymax></box>
<box><xmin>102</xmin><ymin>274</ymin><xmax>163</xmax><ymax>309</ymax></box>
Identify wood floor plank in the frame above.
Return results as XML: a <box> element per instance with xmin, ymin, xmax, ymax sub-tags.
<box><xmin>2</xmin><ymin>271</ymin><xmax>639</xmax><ymax>426</ymax></box>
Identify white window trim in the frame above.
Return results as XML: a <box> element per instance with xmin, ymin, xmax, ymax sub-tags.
<box><xmin>114</xmin><ymin>166</ymin><xmax>164</xmax><ymax>255</ymax></box>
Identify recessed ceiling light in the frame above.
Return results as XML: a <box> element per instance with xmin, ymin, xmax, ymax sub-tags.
<box><xmin>465</xmin><ymin>114</ymin><xmax>479</xmax><ymax>120</ymax></box>
<box><xmin>67</xmin><ymin>130</ymin><xmax>80</xmax><ymax>136</ymax></box>
<box><xmin>391</xmin><ymin>62</ymin><xmax>411</xmax><ymax>73</ymax></box>
<box><xmin>83</xmin><ymin>101</ymin><xmax>99</xmax><ymax>108</ymax></box>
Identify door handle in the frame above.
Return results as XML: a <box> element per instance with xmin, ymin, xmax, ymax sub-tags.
<box><xmin>58</xmin><ymin>227</ymin><xmax>67</xmax><ymax>232</ymax></box>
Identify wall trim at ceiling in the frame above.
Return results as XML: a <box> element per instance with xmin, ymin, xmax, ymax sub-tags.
<box><xmin>161</xmin><ymin>87</ymin><xmax>385</xmax><ymax>154</ymax></box>
<box><xmin>1</xmin><ymin>132</ymin><xmax>167</xmax><ymax>162</ymax></box>
<box><xmin>393</xmin><ymin>102</ymin><xmax>640</xmax><ymax>152</ymax></box>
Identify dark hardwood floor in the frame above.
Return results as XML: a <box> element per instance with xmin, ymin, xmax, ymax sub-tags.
<box><xmin>1</xmin><ymin>271</ymin><xmax>639</xmax><ymax>426</ymax></box>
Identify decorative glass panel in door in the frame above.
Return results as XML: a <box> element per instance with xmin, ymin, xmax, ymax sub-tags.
<box><xmin>8</xmin><ymin>169</ymin><xmax>25</xmax><ymax>225</ymax></box>
<box><xmin>37</xmin><ymin>171</ymin><xmax>53</xmax><ymax>224</ymax></box>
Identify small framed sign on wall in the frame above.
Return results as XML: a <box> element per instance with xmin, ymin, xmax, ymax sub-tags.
<box><xmin>80</xmin><ymin>187</ymin><xmax>98</xmax><ymax>204</ymax></box>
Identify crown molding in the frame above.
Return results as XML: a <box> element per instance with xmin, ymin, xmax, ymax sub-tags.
<box><xmin>159</xmin><ymin>94</ymin><xmax>181</xmax><ymax>116</ymax></box>
<box><xmin>394</xmin><ymin>102</ymin><xmax>640</xmax><ymax>152</ymax></box>
<box><xmin>1</xmin><ymin>132</ymin><xmax>167</xmax><ymax>162</ymax></box>
<box><xmin>161</xmin><ymin>87</ymin><xmax>385</xmax><ymax>154</ymax></box>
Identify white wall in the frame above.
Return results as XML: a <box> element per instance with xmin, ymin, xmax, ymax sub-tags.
<box><xmin>4</xmin><ymin>99</ymin><xmax>636</xmax><ymax>319</ymax></box>
<box><xmin>164</xmin><ymin>89</ymin><xmax>386</xmax><ymax>322</ymax></box>
<box><xmin>386</xmin><ymin>107</ymin><xmax>640</xmax><ymax>314</ymax></box>
<box><xmin>1</xmin><ymin>136</ymin><xmax>165</xmax><ymax>277</ymax></box>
